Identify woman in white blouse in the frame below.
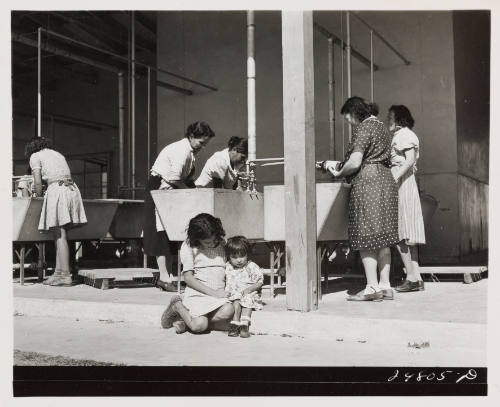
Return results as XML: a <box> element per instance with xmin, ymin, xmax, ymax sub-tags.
<box><xmin>388</xmin><ymin>105</ymin><xmax>426</xmax><ymax>293</ymax></box>
<box><xmin>142</xmin><ymin>121</ymin><xmax>215</xmax><ymax>291</ymax></box>
<box><xmin>195</xmin><ymin>137</ymin><xmax>248</xmax><ymax>189</ymax></box>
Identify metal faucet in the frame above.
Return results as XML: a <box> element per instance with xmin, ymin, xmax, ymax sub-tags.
<box><xmin>239</xmin><ymin>161</ymin><xmax>258</xmax><ymax>196</ymax></box>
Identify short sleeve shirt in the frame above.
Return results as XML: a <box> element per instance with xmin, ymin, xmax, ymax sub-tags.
<box><xmin>194</xmin><ymin>148</ymin><xmax>238</xmax><ymax>189</ymax></box>
<box><xmin>151</xmin><ymin>138</ymin><xmax>195</xmax><ymax>184</ymax></box>
<box><xmin>29</xmin><ymin>149</ymin><xmax>71</xmax><ymax>182</ymax></box>
<box><xmin>391</xmin><ymin>127</ymin><xmax>420</xmax><ymax>172</ymax></box>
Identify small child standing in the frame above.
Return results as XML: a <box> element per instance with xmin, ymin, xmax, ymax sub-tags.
<box><xmin>225</xmin><ymin>236</ymin><xmax>264</xmax><ymax>338</ymax></box>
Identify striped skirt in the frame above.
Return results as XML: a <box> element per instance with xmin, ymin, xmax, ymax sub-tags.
<box><xmin>392</xmin><ymin>168</ymin><xmax>426</xmax><ymax>245</ymax></box>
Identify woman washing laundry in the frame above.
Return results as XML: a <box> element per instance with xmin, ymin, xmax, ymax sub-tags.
<box><xmin>26</xmin><ymin>136</ymin><xmax>87</xmax><ymax>286</ymax></box>
<box><xmin>195</xmin><ymin>136</ymin><xmax>248</xmax><ymax>189</ymax></box>
<box><xmin>142</xmin><ymin>121</ymin><xmax>215</xmax><ymax>292</ymax></box>
<box><xmin>319</xmin><ymin>97</ymin><xmax>399</xmax><ymax>301</ymax></box>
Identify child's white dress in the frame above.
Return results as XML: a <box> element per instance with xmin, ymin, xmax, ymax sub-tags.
<box><xmin>225</xmin><ymin>261</ymin><xmax>264</xmax><ymax>310</ymax></box>
<box><xmin>180</xmin><ymin>240</ymin><xmax>230</xmax><ymax>317</ymax></box>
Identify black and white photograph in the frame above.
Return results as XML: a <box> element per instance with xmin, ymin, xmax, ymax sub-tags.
<box><xmin>1</xmin><ymin>0</ymin><xmax>498</xmax><ymax>399</ymax></box>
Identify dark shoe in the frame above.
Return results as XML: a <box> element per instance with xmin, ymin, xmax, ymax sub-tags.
<box><xmin>160</xmin><ymin>295</ymin><xmax>182</xmax><ymax>329</ymax></box>
<box><xmin>347</xmin><ymin>288</ymin><xmax>383</xmax><ymax>302</ymax></box>
<box><xmin>173</xmin><ymin>320</ymin><xmax>187</xmax><ymax>334</ymax></box>
<box><xmin>417</xmin><ymin>280</ymin><xmax>425</xmax><ymax>291</ymax></box>
<box><xmin>156</xmin><ymin>280</ymin><xmax>178</xmax><ymax>292</ymax></box>
<box><xmin>381</xmin><ymin>288</ymin><xmax>394</xmax><ymax>300</ymax></box>
<box><xmin>395</xmin><ymin>280</ymin><xmax>420</xmax><ymax>292</ymax></box>
<box><xmin>239</xmin><ymin>324</ymin><xmax>250</xmax><ymax>338</ymax></box>
<box><xmin>228</xmin><ymin>323</ymin><xmax>240</xmax><ymax>337</ymax></box>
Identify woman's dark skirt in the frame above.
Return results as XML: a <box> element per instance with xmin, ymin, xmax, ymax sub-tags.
<box><xmin>142</xmin><ymin>175</ymin><xmax>177</xmax><ymax>257</ymax></box>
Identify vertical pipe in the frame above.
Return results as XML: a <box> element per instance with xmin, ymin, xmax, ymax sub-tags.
<box><xmin>346</xmin><ymin>11</ymin><xmax>352</xmax><ymax>141</ymax></box>
<box><xmin>37</xmin><ymin>27</ymin><xmax>41</xmax><ymax>138</ymax></box>
<box><xmin>370</xmin><ymin>30</ymin><xmax>374</xmax><ymax>102</ymax></box>
<box><xmin>127</xmin><ymin>16</ymin><xmax>131</xmax><ymax>192</ymax></box>
<box><xmin>131</xmin><ymin>11</ymin><xmax>136</xmax><ymax>199</ymax></box>
<box><xmin>340</xmin><ymin>12</ymin><xmax>345</xmax><ymax>156</ymax></box>
<box><xmin>247</xmin><ymin>10</ymin><xmax>256</xmax><ymax>162</ymax></box>
<box><xmin>147</xmin><ymin>66</ymin><xmax>151</xmax><ymax>174</ymax></box>
<box><xmin>118</xmin><ymin>72</ymin><xmax>125</xmax><ymax>188</ymax></box>
<box><xmin>327</xmin><ymin>37</ymin><xmax>335</xmax><ymax>160</ymax></box>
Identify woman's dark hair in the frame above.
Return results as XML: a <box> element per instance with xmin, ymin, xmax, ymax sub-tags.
<box><xmin>340</xmin><ymin>96</ymin><xmax>379</xmax><ymax>122</ymax></box>
<box><xmin>187</xmin><ymin>213</ymin><xmax>225</xmax><ymax>247</ymax></box>
<box><xmin>389</xmin><ymin>105</ymin><xmax>415</xmax><ymax>129</ymax></box>
<box><xmin>227</xmin><ymin>137</ymin><xmax>248</xmax><ymax>155</ymax></box>
<box><xmin>225</xmin><ymin>235</ymin><xmax>252</xmax><ymax>258</ymax></box>
<box><xmin>24</xmin><ymin>136</ymin><xmax>52</xmax><ymax>158</ymax></box>
<box><xmin>185</xmin><ymin>121</ymin><xmax>215</xmax><ymax>139</ymax></box>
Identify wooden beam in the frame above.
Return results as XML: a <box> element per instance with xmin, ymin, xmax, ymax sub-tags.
<box><xmin>89</xmin><ymin>11</ymin><xmax>156</xmax><ymax>53</ymax></box>
<box><xmin>134</xmin><ymin>11</ymin><xmax>156</xmax><ymax>36</ymax></box>
<box><xmin>282</xmin><ymin>11</ymin><xmax>318</xmax><ymax>311</ymax></box>
<box><xmin>49</xmin><ymin>12</ymin><xmax>128</xmax><ymax>55</ymax></box>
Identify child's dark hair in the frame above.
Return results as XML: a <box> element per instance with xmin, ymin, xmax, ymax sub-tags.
<box><xmin>187</xmin><ymin>213</ymin><xmax>225</xmax><ymax>247</ymax></box>
<box><xmin>225</xmin><ymin>235</ymin><xmax>252</xmax><ymax>258</ymax></box>
<box><xmin>24</xmin><ymin>136</ymin><xmax>52</xmax><ymax>158</ymax></box>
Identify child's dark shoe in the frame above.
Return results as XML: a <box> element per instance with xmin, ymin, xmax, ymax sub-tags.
<box><xmin>239</xmin><ymin>324</ymin><xmax>250</xmax><ymax>338</ymax></box>
<box><xmin>228</xmin><ymin>322</ymin><xmax>240</xmax><ymax>337</ymax></box>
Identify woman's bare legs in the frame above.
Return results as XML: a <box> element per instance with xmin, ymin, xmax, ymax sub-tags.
<box><xmin>396</xmin><ymin>242</ymin><xmax>418</xmax><ymax>282</ymax></box>
<box><xmin>359</xmin><ymin>249</ymin><xmax>380</xmax><ymax>292</ymax></box>
<box><xmin>56</xmin><ymin>227</ymin><xmax>70</xmax><ymax>274</ymax></box>
<box><xmin>410</xmin><ymin>245</ymin><xmax>423</xmax><ymax>282</ymax></box>
<box><xmin>377</xmin><ymin>247</ymin><xmax>392</xmax><ymax>289</ymax></box>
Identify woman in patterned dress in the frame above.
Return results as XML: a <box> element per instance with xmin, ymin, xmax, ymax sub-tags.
<box><xmin>323</xmin><ymin>97</ymin><xmax>399</xmax><ymax>301</ymax></box>
<box><xmin>143</xmin><ymin>122</ymin><xmax>215</xmax><ymax>292</ymax></box>
<box><xmin>160</xmin><ymin>213</ymin><xmax>234</xmax><ymax>334</ymax></box>
<box><xmin>25</xmin><ymin>137</ymin><xmax>87</xmax><ymax>286</ymax></box>
<box><xmin>388</xmin><ymin>105</ymin><xmax>426</xmax><ymax>292</ymax></box>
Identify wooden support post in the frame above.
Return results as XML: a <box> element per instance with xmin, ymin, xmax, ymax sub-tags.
<box><xmin>282</xmin><ymin>11</ymin><xmax>318</xmax><ymax>311</ymax></box>
<box><xmin>20</xmin><ymin>245</ymin><xmax>25</xmax><ymax>285</ymax></box>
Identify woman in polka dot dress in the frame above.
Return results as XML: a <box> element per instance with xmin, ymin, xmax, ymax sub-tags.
<box><xmin>323</xmin><ymin>97</ymin><xmax>399</xmax><ymax>301</ymax></box>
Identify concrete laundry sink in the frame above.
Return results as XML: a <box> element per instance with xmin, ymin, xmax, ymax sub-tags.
<box><xmin>151</xmin><ymin>189</ymin><xmax>264</xmax><ymax>241</ymax></box>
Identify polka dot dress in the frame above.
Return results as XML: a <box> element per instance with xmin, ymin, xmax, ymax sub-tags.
<box><xmin>344</xmin><ymin>117</ymin><xmax>399</xmax><ymax>251</ymax></box>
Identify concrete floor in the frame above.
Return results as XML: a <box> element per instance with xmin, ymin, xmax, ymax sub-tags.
<box><xmin>13</xmin><ymin>278</ymin><xmax>487</xmax><ymax>366</ymax></box>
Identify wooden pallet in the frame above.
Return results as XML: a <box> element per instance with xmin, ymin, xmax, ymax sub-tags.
<box><xmin>419</xmin><ymin>266</ymin><xmax>487</xmax><ymax>284</ymax></box>
<box><xmin>78</xmin><ymin>268</ymin><xmax>159</xmax><ymax>290</ymax></box>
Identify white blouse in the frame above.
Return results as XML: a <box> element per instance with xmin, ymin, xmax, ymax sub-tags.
<box><xmin>151</xmin><ymin>138</ymin><xmax>195</xmax><ymax>188</ymax></box>
<box><xmin>195</xmin><ymin>148</ymin><xmax>239</xmax><ymax>189</ymax></box>
<box><xmin>391</xmin><ymin>127</ymin><xmax>420</xmax><ymax>172</ymax></box>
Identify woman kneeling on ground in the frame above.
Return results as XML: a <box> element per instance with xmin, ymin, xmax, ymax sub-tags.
<box><xmin>161</xmin><ymin>213</ymin><xmax>234</xmax><ymax>334</ymax></box>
